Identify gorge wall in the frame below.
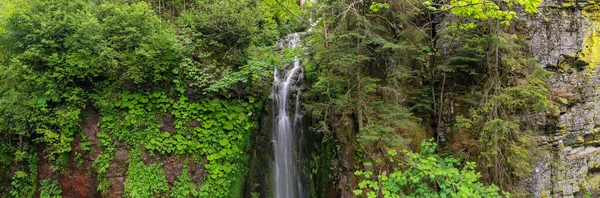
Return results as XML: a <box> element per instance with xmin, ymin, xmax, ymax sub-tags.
<box><xmin>522</xmin><ymin>0</ymin><xmax>600</xmax><ymax>197</ymax></box>
<box><xmin>3</xmin><ymin>0</ymin><xmax>600</xmax><ymax>197</ymax></box>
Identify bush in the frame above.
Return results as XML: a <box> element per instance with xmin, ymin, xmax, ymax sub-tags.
<box><xmin>354</xmin><ymin>139</ymin><xmax>507</xmax><ymax>198</ymax></box>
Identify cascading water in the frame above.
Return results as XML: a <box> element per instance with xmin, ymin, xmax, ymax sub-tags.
<box><xmin>273</xmin><ymin>32</ymin><xmax>305</xmax><ymax>198</ymax></box>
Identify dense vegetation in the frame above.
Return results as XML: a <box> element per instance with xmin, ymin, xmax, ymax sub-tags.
<box><xmin>0</xmin><ymin>0</ymin><xmax>560</xmax><ymax>197</ymax></box>
<box><xmin>0</xmin><ymin>0</ymin><xmax>297</xmax><ymax>197</ymax></box>
<box><xmin>303</xmin><ymin>0</ymin><xmax>549</xmax><ymax>196</ymax></box>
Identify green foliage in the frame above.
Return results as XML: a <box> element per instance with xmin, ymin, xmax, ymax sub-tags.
<box><xmin>0</xmin><ymin>142</ymin><xmax>15</xmax><ymax>196</ymax></box>
<box><xmin>0</xmin><ymin>142</ymin><xmax>15</xmax><ymax>167</ymax></box>
<box><xmin>93</xmin><ymin>150</ymin><xmax>114</xmax><ymax>195</ymax></box>
<box><xmin>171</xmin><ymin>98</ymin><xmax>255</xmax><ymax>197</ymax></box>
<box><xmin>0</xmin><ymin>0</ymin><xmax>556</xmax><ymax>197</ymax></box>
<box><xmin>204</xmin><ymin>46</ymin><xmax>281</xmax><ymax>95</ymax></box>
<box><xmin>177</xmin><ymin>0</ymin><xmax>285</xmax><ymax>96</ymax></box>
<box><xmin>124</xmin><ymin>149</ymin><xmax>169</xmax><ymax>197</ymax></box>
<box><xmin>94</xmin><ymin>90</ymin><xmax>257</xmax><ymax>197</ymax></box>
<box><xmin>183</xmin><ymin>0</ymin><xmax>276</xmax><ymax>52</ymax></box>
<box><xmin>170</xmin><ymin>166</ymin><xmax>199</xmax><ymax>197</ymax></box>
<box><xmin>442</xmin><ymin>0</ymin><xmax>541</xmax><ymax>26</ymax></box>
<box><xmin>306</xmin><ymin>0</ymin><xmax>427</xmax><ymax>153</ymax></box>
<box><xmin>39</xmin><ymin>179</ymin><xmax>62</xmax><ymax>198</ymax></box>
<box><xmin>92</xmin><ymin>94</ymin><xmax>118</xmax><ymax>195</ymax></box>
<box><xmin>262</xmin><ymin>0</ymin><xmax>306</xmax><ymax>29</ymax></box>
<box><xmin>0</xmin><ymin>0</ymin><xmax>291</xmax><ymax>197</ymax></box>
<box><xmin>10</xmin><ymin>171</ymin><xmax>34</xmax><ymax>198</ymax></box>
<box><xmin>97</xmin><ymin>1</ymin><xmax>183</xmax><ymax>84</ymax></box>
<box><xmin>449</xmin><ymin>31</ymin><xmax>552</xmax><ymax>187</ymax></box>
<box><xmin>353</xmin><ymin>139</ymin><xmax>507</xmax><ymax>198</ymax></box>
<box><xmin>305</xmin><ymin>1</ymin><xmax>433</xmax><ymax>195</ymax></box>
<box><xmin>369</xmin><ymin>2</ymin><xmax>390</xmax><ymax>13</ymax></box>
<box><xmin>429</xmin><ymin>0</ymin><xmax>551</xmax><ymax>189</ymax></box>
<box><xmin>10</xmin><ymin>151</ymin><xmax>38</xmax><ymax>198</ymax></box>
<box><xmin>0</xmin><ymin>0</ymin><xmax>181</xmax><ymax>176</ymax></box>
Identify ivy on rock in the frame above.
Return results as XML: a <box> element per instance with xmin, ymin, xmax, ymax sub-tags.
<box><xmin>95</xmin><ymin>91</ymin><xmax>258</xmax><ymax>197</ymax></box>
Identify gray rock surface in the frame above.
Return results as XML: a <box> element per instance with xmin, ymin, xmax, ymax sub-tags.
<box><xmin>523</xmin><ymin>0</ymin><xmax>600</xmax><ymax>197</ymax></box>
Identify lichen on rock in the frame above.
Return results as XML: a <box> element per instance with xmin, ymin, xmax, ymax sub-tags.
<box><xmin>523</xmin><ymin>0</ymin><xmax>600</xmax><ymax>196</ymax></box>
<box><xmin>580</xmin><ymin>3</ymin><xmax>600</xmax><ymax>75</ymax></box>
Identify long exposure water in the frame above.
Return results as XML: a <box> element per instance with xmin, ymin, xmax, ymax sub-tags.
<box><xmin>273</xmin><ymin>32</ymin><xmax>304</xmax><ymax>198</ymax></box>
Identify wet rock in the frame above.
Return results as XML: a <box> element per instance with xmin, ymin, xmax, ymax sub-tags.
<box><xmin>59</xmin><ymin>134</ymin><xmax>100</xmax><ymax>197</ymax></box>
<box><xmin>160</xmin><ymin>112</ymin><xmax>176</xmax><ymax>133</ymax></box>
<box><xmin>37</xmin><ymin>144</ymin><xmax>54</xmax><ymax>181</ymax></box>
<box><xmin>108</xmin><ymin>176</ymin><xmax>126</xmax><ymax>198</ymax></box>
<box><xmin>163</xmin><ymin>154</ymin><xmax>183</xmax><ymax>185</ymax></box>
<box><xmin>82</xmin><ymin>107</ymin><xmax>102</xmax><ymax>159</ymax></box>
<box><xmin>188</xmin><ymin>159</ymin><xmax>205</xmax><ymax>185</ymax></box>
<box><xmin>106</xmin><ymin>143</ymin><xmax>129</xmax><ymax>198</ymax></box>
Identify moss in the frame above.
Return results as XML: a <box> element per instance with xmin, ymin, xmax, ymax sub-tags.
<box><xmin>580</xmin><ymin>2</ymin><xmax>600</xmax><ymax>77</ymax></box>
<box><xmin>560</xmin><ymin>125</ymin><xmax>568</xmax><ymax>133</ymax></box>
<box><xmin>580</xmin><ymin>30</ymin><xmax>600</xmax><ymax>72</ymax></box>
<box><xmin>549</xmin><ymin>104</ymin><xmax>561</xmax><ymax>116</ymax></box>
<box><xmin>583</xmin><ymin>2</ymin><xmax>600</xmax><ymax>21</ymax></box>
<box><xmin>563</xmin><ymin>0</ymin><xmax>576</xmax><ymax>7</ymax></box>
<box><xmin>559</xmin><ymin>60</ymin><xmax>572</xmax><ymax>73</ymax></box>
<box><xmin>587</xmin><ymin>174</ymin><xmax>600</xmax><ymax>190</ymax></box>
<box><xmin>227</xmin><ymin>169</ymin><xmax>247</xmax><ymax>198</ymax></box>
<box><xmin>579</xmin><ymin>179</ymin><xmax>588</xmax><ymax>192</ymax></box>
<box><xmin>578</xmin><ymin>136</ymin><xmax>585</xmax><ymax>143</ymax></box>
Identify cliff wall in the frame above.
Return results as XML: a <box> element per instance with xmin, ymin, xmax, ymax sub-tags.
<box><xmin>523</xmin><ymin>1</ymin><xmax>600</xmax><ymax>197</ymax></box>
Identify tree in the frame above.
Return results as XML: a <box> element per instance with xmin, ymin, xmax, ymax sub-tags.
<box><xmin>431</xmin><ymin>0</ymin><xmax>548</xmax><ymax>189</ymax></box>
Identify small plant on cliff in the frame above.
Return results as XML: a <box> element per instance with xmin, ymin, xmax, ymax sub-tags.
<box><xmin>10</xmin><ymin>151</ymin><xmax>38</xmax><ymax>198</ymax></box>
<box><xmin>39</xmin><ymin>179</ymin><xmax>62</xmax><ymax>198</ymax></box>
<box><xmin>170</xmin><ymin>166</ymin><xmax>199</xmax><ymax>197</ymax></box>
<box><xmin>10</xmin><ymin>171</ymin><xmax>35</xmax><ymax>198</ymax></box>
<box><xmin>124</xmin><ymin>149</ymin><xmax>169</xmax><ymax>198</ymax></box>
<box><xmin>353</xmin><ymin>139</ymin><xmax>507</xmax><ymax>198</ymax></box>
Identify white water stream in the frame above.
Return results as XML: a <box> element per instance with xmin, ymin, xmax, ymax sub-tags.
<box><xmin>273</xmin><ymin>32</ymin><xmax>304</xmax><ymax>198</ymax></box>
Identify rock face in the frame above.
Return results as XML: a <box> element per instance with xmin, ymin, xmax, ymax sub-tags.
<box><xmin>59</xmin><ymin>108</ymin><xmax>102</xmax><ymax>197</ymax></box>
<box><xmin>523</xmin><ymin>0</ymin><xmax>600</xmax><ymax>197</ymax></box>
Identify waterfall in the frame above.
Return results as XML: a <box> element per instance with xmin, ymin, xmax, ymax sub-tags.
<box><xmin>273</xmin><ymin>32</ymin><xmax>305</xmax><ymax>198</ymax></box>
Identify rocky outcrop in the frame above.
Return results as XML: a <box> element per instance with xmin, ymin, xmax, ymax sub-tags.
<box><xmin>523</xmin><ymin>0</ymin><xmax>600</xmax><ymax>197</ymax></box>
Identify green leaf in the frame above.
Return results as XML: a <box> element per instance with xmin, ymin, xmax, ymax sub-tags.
<box><xmin>219</xmin><ymin>139</ymin><xmax>229</xmax><ymax>147</ymax></box>
<box><xmin>223</xmin><ymin>123</ymin><xmax>234</xmax><ymax>130</ymax></box>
